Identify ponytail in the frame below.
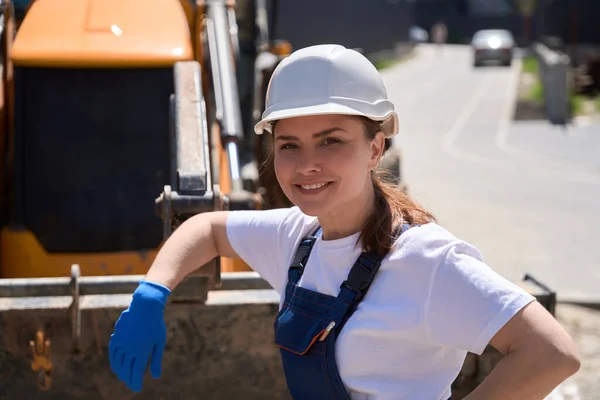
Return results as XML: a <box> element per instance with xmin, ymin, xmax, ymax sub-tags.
<box><xmin>358</xmin><ymin>121</ymin><xmax>436</xmax><ymax>256</ymax></box>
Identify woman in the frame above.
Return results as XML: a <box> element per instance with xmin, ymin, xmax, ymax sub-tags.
<box><xmin>108</xmin><ymin>44</ymin><xmax>580</xmax><ymax>399</ymax></box>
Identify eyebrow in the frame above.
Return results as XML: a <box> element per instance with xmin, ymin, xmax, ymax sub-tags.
<box><xmin>275</xmin><ymin>127</ymin><xmax>347</xmax><ymax>141</ymax></box>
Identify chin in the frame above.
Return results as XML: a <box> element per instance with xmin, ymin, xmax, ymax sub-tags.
<box><xmin>293</xmin><ymin>196</ymin><xmax>338</xmax><ymax>218</ymax></box>
<box><xmin>295</xmin><ymin>203</ymin><xmax>324</xmax><ymax>217</ymax></box>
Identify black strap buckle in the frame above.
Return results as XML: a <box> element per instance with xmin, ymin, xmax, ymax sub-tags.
<box><xmin>290</xmin><ymin>238</ymin><xmax>316</xmax><ymax>269</ymax></box>
<box><xmin>288</xmin><ymin>236</ymin><xmax>318</xmax><ymax>284</ymax></box>
<box><xmin>340</xmin><ymin>251</ymin><xmax>381</xmax><ymax>298</ymax></box>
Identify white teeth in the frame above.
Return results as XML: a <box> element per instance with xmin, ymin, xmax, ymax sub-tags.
<box><xmin>300</xmin><ymin>182</ymin><xmax>328</xmax><ymax>190</ymax></box>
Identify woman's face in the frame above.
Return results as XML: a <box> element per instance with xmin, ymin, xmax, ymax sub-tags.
<box><xmin>273</xmin><ymin>114</ymin><xmax>384</xmax><ymax>217</ymax></box>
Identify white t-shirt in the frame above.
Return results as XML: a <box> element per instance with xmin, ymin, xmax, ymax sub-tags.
<box><xmin>226</xmin><ymin>206</ymin><xmax>535</xmax><ymax>400</ymax></box>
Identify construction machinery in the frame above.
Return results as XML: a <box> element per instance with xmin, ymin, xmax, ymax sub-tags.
<box><xmin>0</xmin><ymin>0</ymin><xmax>296</xmax><ymax>397</ymax></box>
<box><xmin>0</xmin><ymin>0</ymin><xmax>555</xmax><ymax>398</ymax></box>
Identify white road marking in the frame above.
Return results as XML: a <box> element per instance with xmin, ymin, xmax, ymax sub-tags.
<box><xmin>441</xmin><ymin>72</ymin><xmax>512</xmax><ymax>169</ymax></box>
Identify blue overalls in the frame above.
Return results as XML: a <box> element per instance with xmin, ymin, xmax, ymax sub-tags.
<box><xmin>273</xmin><ymin>225</ymin><xmax>410</xmax><ymax>399</ymax></box>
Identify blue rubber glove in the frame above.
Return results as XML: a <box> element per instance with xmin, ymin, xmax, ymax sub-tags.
<box><xmin>108</xmin><ymin>280</ymin><xmax>171</xmax><ymax>392</ymax></box>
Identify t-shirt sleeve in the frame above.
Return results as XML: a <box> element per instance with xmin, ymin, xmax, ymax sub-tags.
<box><xmin>225</xmin><ymin>207</ymin><xmax>300</xmax><ymax>293</ymax></box>
<box><xmin>425</xmin><ymin>241</ymin><xmax>536</xmax><ymax>355</ymax></box>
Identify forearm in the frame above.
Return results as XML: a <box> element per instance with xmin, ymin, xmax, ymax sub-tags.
<box><xmin>464</xmin><ymin>348</ymin><xmax>580</xmax><ymax>400</ymax></box>
<box><xmin>144</xmin><ymin>212</ymin><xmax>225</xmax><ymax>290</ymax></box>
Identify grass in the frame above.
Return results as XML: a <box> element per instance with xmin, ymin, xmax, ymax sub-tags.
<box><xmin>521</xmin><ymin>56</ymin><xmax>544</xmax><ymax>104</ymax></box>
<box><xmin>527</xmin><ymin>80</ymin><xmax>545</xmax><ymax>104</ymax></box>
<box><xmin>374</xmin><ymin>59</ymin><xmax>398</xmax><ymax>70</ymax></box>
<box><xmin>570</xmin><ymin>93</ymin><xmax>600</xmax><ymax>117</ymax></box>
<box><xmin>522</xmin><ymin>56</ymin><xmax>539</xmax><ymax>74</ymax></box>
<box><xmin>570</xmin><ymin>94</ymin><xmax>586</xmax><ymax>116</ymax></box>
<box><xmin>373</xmin><ymin>51</ymin><xmax>416</xmax><ymax>71</ymax></box>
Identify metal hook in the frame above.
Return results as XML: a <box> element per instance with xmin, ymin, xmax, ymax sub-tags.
<box><xmin>30</xmin><ymin>329</ymin><xmax>52</xmax><ymax>391</ymax></box>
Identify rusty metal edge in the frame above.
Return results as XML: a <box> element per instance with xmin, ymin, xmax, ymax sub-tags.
<box><xmin>0</xmin><ymin>288</ymin><xmax>279</xmax><ymax>311</ymax></box>
<box><xmin>0</xmin><ymin>272</ymin><xmax>271</xmax><ymax>299</ymax></box>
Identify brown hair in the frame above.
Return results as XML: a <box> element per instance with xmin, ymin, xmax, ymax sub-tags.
<box><xmin>359</xmin><ymin>118</ymin><xmax>436</xmax><ymax>257</ymax></box>
<box><xmin>262</xmin><ymin>117</ymin><xmax>436</xmax><ymax>256</ymax></box>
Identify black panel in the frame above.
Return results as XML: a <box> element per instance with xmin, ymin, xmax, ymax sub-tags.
<box><xmin>269</xmin><ymin>0</ymin><xmax>414</xmax><ymax>54</ymax></box>
<box><xmin>13</xmin><ymin>67</ymin><xmax>173</xmax><ymax>253</ymax></box>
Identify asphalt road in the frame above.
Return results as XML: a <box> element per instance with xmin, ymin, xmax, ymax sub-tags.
<box><xmin>381</xmin><ymin>44</ymin><xmax>600</xmax><ymax>303</ymax></box>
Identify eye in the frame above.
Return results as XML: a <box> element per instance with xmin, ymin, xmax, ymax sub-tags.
<box><xmin>279</xmin><ymin>143</ymin><xmax>298</xmax><ymax>150</ymax></box>
<box><xmin>321</xmin><ymin>137</ymin><xmax>342</xmax><ymax>146</ymax></box>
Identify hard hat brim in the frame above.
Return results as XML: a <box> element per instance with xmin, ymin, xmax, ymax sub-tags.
<box><xmin>254</xmin><ymin>102</ymin><xmax>398</xmax><ymax>138</ymax></box>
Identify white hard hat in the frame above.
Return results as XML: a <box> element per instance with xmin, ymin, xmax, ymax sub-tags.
<box><xmin>254</xmin><ymin>44</ymin><xmax>399</xmax><ymax>138</ymax></box>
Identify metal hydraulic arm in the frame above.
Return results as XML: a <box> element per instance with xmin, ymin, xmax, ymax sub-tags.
<box><xmin>205</xmin><ymin>0</ymin><xmax>255</xmax><ymax>207</ymax></box>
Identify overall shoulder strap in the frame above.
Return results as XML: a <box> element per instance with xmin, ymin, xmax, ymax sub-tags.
<box><xmin>336</xmin><ymin>223</ymin><xmax>415</xmax><ymax>333</ymax></box>
<box><xmin>287</xmin><ymin>226</ymin><xmax>320</xmax><ymax>284</ymax></box>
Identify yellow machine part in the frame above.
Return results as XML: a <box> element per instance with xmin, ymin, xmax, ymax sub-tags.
<box><xmin>11</xmin><ymin>0</ymin><xmax>194</xmax><ymax>67</ymax></box>
<box><xmin>0</xmin><ymin>0</ymin><xmax>255</xmax><ymax>278</ymax></box>
<box><xmin>0</xmin><ymin>229</ymin><xmax>158</xmax><ymax>278</ymax></box>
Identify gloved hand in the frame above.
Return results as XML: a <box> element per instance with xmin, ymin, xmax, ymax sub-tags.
<box><xmin>108</xmin><ymin>280</ymin><xmax>171</xmax><ymax>392</ymax></box>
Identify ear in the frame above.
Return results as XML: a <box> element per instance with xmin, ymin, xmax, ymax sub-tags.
<box><xmin>367</xmin><ymin>131</ymin><xmax>386</xmax><ymax>170</ymax></box>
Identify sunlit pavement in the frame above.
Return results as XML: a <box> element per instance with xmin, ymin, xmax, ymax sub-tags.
<box><xmin>381</xmin><ymin>44</ymin><xmax>600</xmax><ymax>304</ymax></box>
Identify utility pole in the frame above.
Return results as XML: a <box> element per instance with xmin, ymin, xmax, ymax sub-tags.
<box><xmin>514</xmin><ymin>0</ymin><xmax>537</xmax><ymax>45</ymax></box>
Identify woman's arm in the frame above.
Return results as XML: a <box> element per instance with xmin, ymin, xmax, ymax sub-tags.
<box><xmin>464</xmin><ymin>301</ymin><xmax>581</xmax><ymax>400</ymax></box>
<box><xmin>144</xmin><ymin>211</ymin><xmax>237</xmax><ymax>290</ymax></box>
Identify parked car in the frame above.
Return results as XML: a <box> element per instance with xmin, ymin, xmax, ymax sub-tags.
<box><xmin>470</xmin><ymin>29</ymin><xmax>514</xmax><ymax>67</ymax></box>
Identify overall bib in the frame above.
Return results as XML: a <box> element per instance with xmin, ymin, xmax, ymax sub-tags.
<box><xmin>274</xmin><ymin>225</ymin><xmax>413</xmax><ymax>400</ymax></box>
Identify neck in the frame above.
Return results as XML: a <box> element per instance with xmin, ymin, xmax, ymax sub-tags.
<box><xmin>317</xmin><ymin>180</ymin><xmax>376</xmax><ymax>241</ymax></box>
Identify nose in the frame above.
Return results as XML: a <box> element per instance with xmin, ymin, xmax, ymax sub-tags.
<box><xmin>295</xmin><ymin>151</ymin><xmax>321</xmax><ymax>175</ymax></box>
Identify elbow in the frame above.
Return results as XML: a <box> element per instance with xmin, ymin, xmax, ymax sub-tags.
<box><xmin>550</xmin><ymin>340</ymin><xmax>581</xmax><ymax>379</ymax></box>
<box><xmin>519</xmin><ymin>334</ymin><xmax>581</xmax><ymax>382</ymax></box>
<box><xmin>559</xmin><ymin>349</ymin><xmax>581</xmax><ymax>377</ymax></box>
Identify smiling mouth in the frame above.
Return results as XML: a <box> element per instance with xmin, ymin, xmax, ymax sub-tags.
<box><xmin>295</xmin><ymin>182</ymin><xmax>333</xmax><ymax>191</ymax></box>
